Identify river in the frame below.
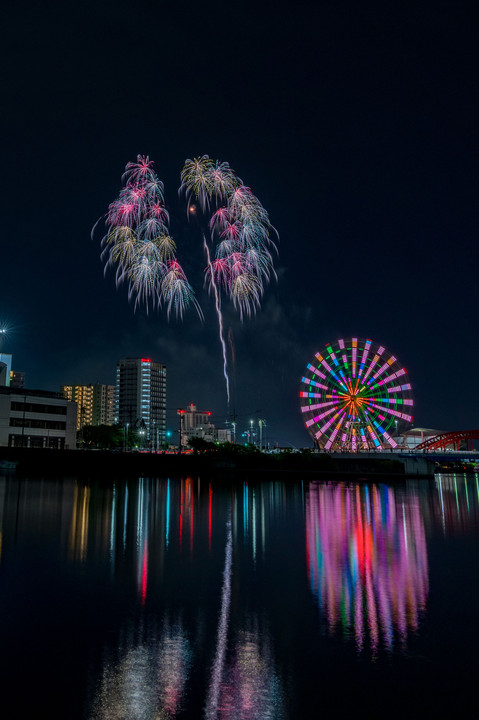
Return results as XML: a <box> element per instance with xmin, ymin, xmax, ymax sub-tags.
<box><xmin>0</xmin><ymin>472</ymin><xmax>478</xmax><ymax>719</ymax></box>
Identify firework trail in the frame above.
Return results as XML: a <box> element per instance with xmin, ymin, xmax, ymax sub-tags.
<box><xmin>203</xmin><ymin>236</ymin><xmax>230</xmax><ymax>404</ymax></box>
<box><xmin>95</xmin><ymin>155</ymin><xmax>202</xmax><ymax>320</ymax></box>
<box><xmin>180</xmin><ymin>155</ymin><xmax>277</xmax><ymax>403</ymax></box>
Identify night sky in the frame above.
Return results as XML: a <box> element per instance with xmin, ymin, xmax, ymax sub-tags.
<box><xmin>1</xmin><ymin>0</ymin><xmax>478</xmax><ymax>446</ymax></box>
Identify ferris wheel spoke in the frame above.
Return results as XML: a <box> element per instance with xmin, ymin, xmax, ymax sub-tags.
<box><xmin>300</xmin><ymin>338</ymin><xmax>413</xmax><ymax>451</ymax></box>
<box><xmin>315</xmin><ymin>352</ymin><xmax>349</xmax><ymax>393</ymax></box>
<box><xmin>324</xmin><ymin>411</ymin><xmax>348</xmax><ymax>450</ymax></box>
<box><xmin>357</xmin><ymin>338</ymin><xmax>372</xmax><ymax>379</ymax></box>
<box><xmin>369</xmin><ymin>402</ymin><xmax>413</xmax><ymax>423</ymax></box>
<box><xmin>362</xmin><ymin>344</ymin><xmax>385</xmax><ymax>384</ymax></box>
<box><xmin>314</xmin><ymin>408</ymin><xmax>345</xmax><ymax>441</ymax></box>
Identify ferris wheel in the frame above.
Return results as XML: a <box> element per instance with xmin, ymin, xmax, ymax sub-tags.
<box><xmin>299</xmin><ymin>338</ymin><xmax>413</xmax><ymax>451</ymax></box>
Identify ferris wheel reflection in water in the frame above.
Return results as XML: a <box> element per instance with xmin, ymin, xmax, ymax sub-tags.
<box><xmin>305</xmin><ymin>482</ymin><xmax>429</xmax><ymax>656</ymax></box>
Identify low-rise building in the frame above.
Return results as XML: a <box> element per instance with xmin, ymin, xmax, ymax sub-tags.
<box><xmin>10</xmin><ymin>370</ymin><xmax>25</xmax><ymax>389</ymax></box>
<box><xmin>0</xmin><ymin>387</ymin><xmax>77</xmax><ymax>449</ymax></box>
<box><xmin>178</xmin><ymin>403</ymin><xmax>231</xmax><ymax>447</ymax></box>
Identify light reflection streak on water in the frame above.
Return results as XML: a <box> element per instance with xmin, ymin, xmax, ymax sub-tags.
<box><xmin>123</xmin><ymin>484</ymin><xmax>128</xmax><ymax>550</ymax></box>
<box><xmin>0</xmin><ymin>478</ymin><xmax>5</xmax><ymax>561</ymax></box>
<box><xmin>165</xmin><ymin>479</ymin><xmax>170</xmax><ymax>548</ymax></box>
<box><xmin>190</xmin><ymin>480</ymin><xmax>194</xmax><ymax>554</ymax></box>
<box><xmin>305</xmin><ymin>482</ymin><xmax>429</xmax><ymax>655</ymax></box>
<box><xmin>261</xmin><ymin>489</ymin><xmax>266</xmax><ymax>558</ymax></box>
<box><xmin>136</xmin><ymin>479</ymin><xmax>149</xmax><ymax>604</ymax></box>
<box><xmin>433</xmin><ymin>474</ymin><xmax>479</xmax><ymax>534</ymax></box>
<box><xmin>110</xmin><ymin>484</ymin><xmax>116</xmax><ymax>573</ymax></box>
<box><xmin>69</xmin><ymin>484</ymin><xmax>90</xmax><ymax>561</ymax></box>
<box><xmin>205</xmin><ymin>520</ymin><xmax>233</xmax><ymax>720</ymax></box>
<box><xmin>252</xmin><ymin>488</ymin><xmax>256</xmax><ymax>563</ymax></box>
<box><xmin>179</xmin><ymin>483</ymin><xmax>183</xmax><ymax>549</ymax></box>
<box><xmin>90</xmin><ymin>617</ymin><xmax>191</xmax><ymax>720</ymax></box>
<box><xmin>208</xmin><ymin>483</ymin><xmax>213</xmax><ymax>551</ymax></box>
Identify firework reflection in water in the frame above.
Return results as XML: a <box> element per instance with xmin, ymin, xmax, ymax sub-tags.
<box><xmin>90</xmin><ymin>617</ymin><xmax>191</xmax><ymax>720</ymax></box>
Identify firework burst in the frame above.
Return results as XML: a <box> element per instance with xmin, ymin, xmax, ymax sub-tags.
<box><xmin>97</xmin><ymin>155</ymin><xmax>201</xmax><ymax>319</ymax></box>
<box><xmin>180</xmin><ymin>155</ymin><xmax>278</xmax><ymax>402</ymax></box>
<box><xmin>95</xmin><ymin>154</ymin><xmax>277</xmax><ymax>406</ymax></box>
<box><xmin>180</xmin><ymin>155</ymin><xmax>277</xmax><ymax>319</ymax></box>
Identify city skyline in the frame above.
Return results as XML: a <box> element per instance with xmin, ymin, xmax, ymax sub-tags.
<box><xmin>1</xmin><ymin>1</ymin><xmax>478</xmax><ymax>447</ymax></box>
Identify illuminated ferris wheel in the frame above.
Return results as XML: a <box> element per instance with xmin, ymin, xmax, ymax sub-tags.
<box><xmin>299</xmin><ymin>338</ymin><xmax>414</xmax><ymax>451</ymax></box>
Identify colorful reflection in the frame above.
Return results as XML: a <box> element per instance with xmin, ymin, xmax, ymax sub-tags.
<box><xmin>433</xmin><ymin>474</ymin><xmax>479</xmax><ymax>534</ymax></box>
<box><xmin>213</xmin><ymin>629</ymin><xmax>284</xmax><ymax>720</ymax></box>
<box><xmin>90</xmin><ymin>617</ymin><xmax>191</xmax><ymax>719</ymax></box>
<box><xmin>305</xmin><ymin>482</ymin><xmax>429</xmax><ymax>654</ymax></box>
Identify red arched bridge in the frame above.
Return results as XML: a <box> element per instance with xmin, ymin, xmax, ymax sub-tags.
<box><xmin>416</xmin><ymin>430</ymin><xmax>479</xmax><ymax>451</ymax></box>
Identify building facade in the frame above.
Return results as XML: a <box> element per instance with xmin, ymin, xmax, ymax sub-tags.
<box><xmin>61</xmin><ymin>384</ymin><xmax>115</xmax><ymax>430</ymax></box>
<box><xmin>178</xmin><ymin>403</ymin><xmax>231</xmax><ymax>447</ymax></box>
<box><xmin>0</xmin><ymin>387</ymin><xmax>77</xmax><ymax>449</ymax></box>
<box><xmin>10</xmin><ymin>370</ymin><xmax>25</xmax><ymax>389</ymax></box>
<box><xmin>116</xmin><ymin>358</ymin><xmax>166</xmax><ymax>446</ymax></box>
<box><xmin>0</xmin><ymin>353</ymin><xmax>12</xmax><ymax>387</ymax></box>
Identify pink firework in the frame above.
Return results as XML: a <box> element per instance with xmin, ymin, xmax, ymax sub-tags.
<box><xmin>97</xmin><ymin>155</ymin><xmax>201</xmax><ymax>319</ymax></box>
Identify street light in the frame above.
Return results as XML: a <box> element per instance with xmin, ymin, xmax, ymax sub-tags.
<box><xmin>258</xmin><ymin>419</ymin><xmax>265</xmax><ymax>451</ymax></box>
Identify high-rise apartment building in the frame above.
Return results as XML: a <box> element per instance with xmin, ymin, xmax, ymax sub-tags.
<box><xmin>61</xmin><ymin>384</ymin><xmax>115</xmax><ymax>430</ymax></box>
<box><xmin>116</xmin><ymin>357</ymin><xmax>166</xmax><ymax>446</ymax></box>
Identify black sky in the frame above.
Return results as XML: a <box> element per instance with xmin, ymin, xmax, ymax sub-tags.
<box><xmin>1</xmin><ymin>0</ymin><xmax>478</xmax><ymax>446</ymax></box>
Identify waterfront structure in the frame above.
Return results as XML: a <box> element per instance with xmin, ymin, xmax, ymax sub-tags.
<box><xmin>116</xmin><ymin>358</ymin><xmax>166</xmax><ymax>446</ymax></box>
<box><xmin>0</xmin><ymin>387</ymin><xmax>77</xmax><ymax>448</ymax></box>
<box><xmin>299</xmin><ymin>337</ymin><xmax>414</xmax><ymax>451</ymax></box>
<box><xmin>61</xmin><ymin>384</ymin><xmax>115</xmax><ymax>430</ymax></box>
<box><xmin>178</xmin><ymin>403</ymin><xmax>231</xmax><ymax>447</ymax></box>
<box><xmin>398</xmin><ymin>427</ymin><xmax>445</xmax><ymax>450</ymax></box>
<box><xmin>0</xmin><ymin>353</ymin><xmax>12</xmax><ymax>387</ymax></box>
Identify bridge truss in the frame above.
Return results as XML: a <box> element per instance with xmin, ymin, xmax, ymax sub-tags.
<box><xmin>415</xmin><ymin>429</ymin><xmax>479</xmax><ymax>451</ymax></box>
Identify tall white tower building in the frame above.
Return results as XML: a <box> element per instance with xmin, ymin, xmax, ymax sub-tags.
<box><xmin>116</xmin><ymin>357</ymin><xmax>166</xmax><ymax>446</ymax></box>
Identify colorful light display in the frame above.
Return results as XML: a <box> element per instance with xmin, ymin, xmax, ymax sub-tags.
<box><xmin>305</xmin><ymin>482</ymin><xmax>428</xmax><ymax>655</ymax></box>
<box><xmin>97</xmin><ymin>156</ymin><xmax>202</xmax><ymax>319</ymax></box>
<box><xmin>299</xmin><ymin>337</ymin><xmax>414</xmax><ymax>451</ymax></box>
<box><xmin>95</xmin><ymin>154</ymin><xmax>278</xmax><ymax>405</ymax></box>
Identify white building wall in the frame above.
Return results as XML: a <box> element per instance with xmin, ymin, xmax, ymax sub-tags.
<box><xmin>0</xmin><ymin>390</ymin><xmax>77</xmax><ymax>449</ymax></box>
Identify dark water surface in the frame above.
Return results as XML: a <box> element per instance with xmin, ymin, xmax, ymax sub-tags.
<box><xmin>1</xmin><ymin>472</ymin><xmax>478</xmax><ymax>719</ymax></box>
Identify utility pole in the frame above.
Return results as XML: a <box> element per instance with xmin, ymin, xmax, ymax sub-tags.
<box><xmin>258</xmin><ymin>419</ymin><xmax>265</xmax><ymax>452</ymax></box>
<box><xmin>230</xmin><ymin>408</ymin><xmax>237</xmax><ymax>444</ymax></box>
<box><xmin>177</xmin><ymin>408</ymin><xmax>184</xmax><ymax>454</ymax></box>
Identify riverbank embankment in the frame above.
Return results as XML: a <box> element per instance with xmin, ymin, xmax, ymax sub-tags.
<box><xmin>0</xmin><ymin>447</ymin><xmax>436</xmax><ymax>479</ymax></box>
